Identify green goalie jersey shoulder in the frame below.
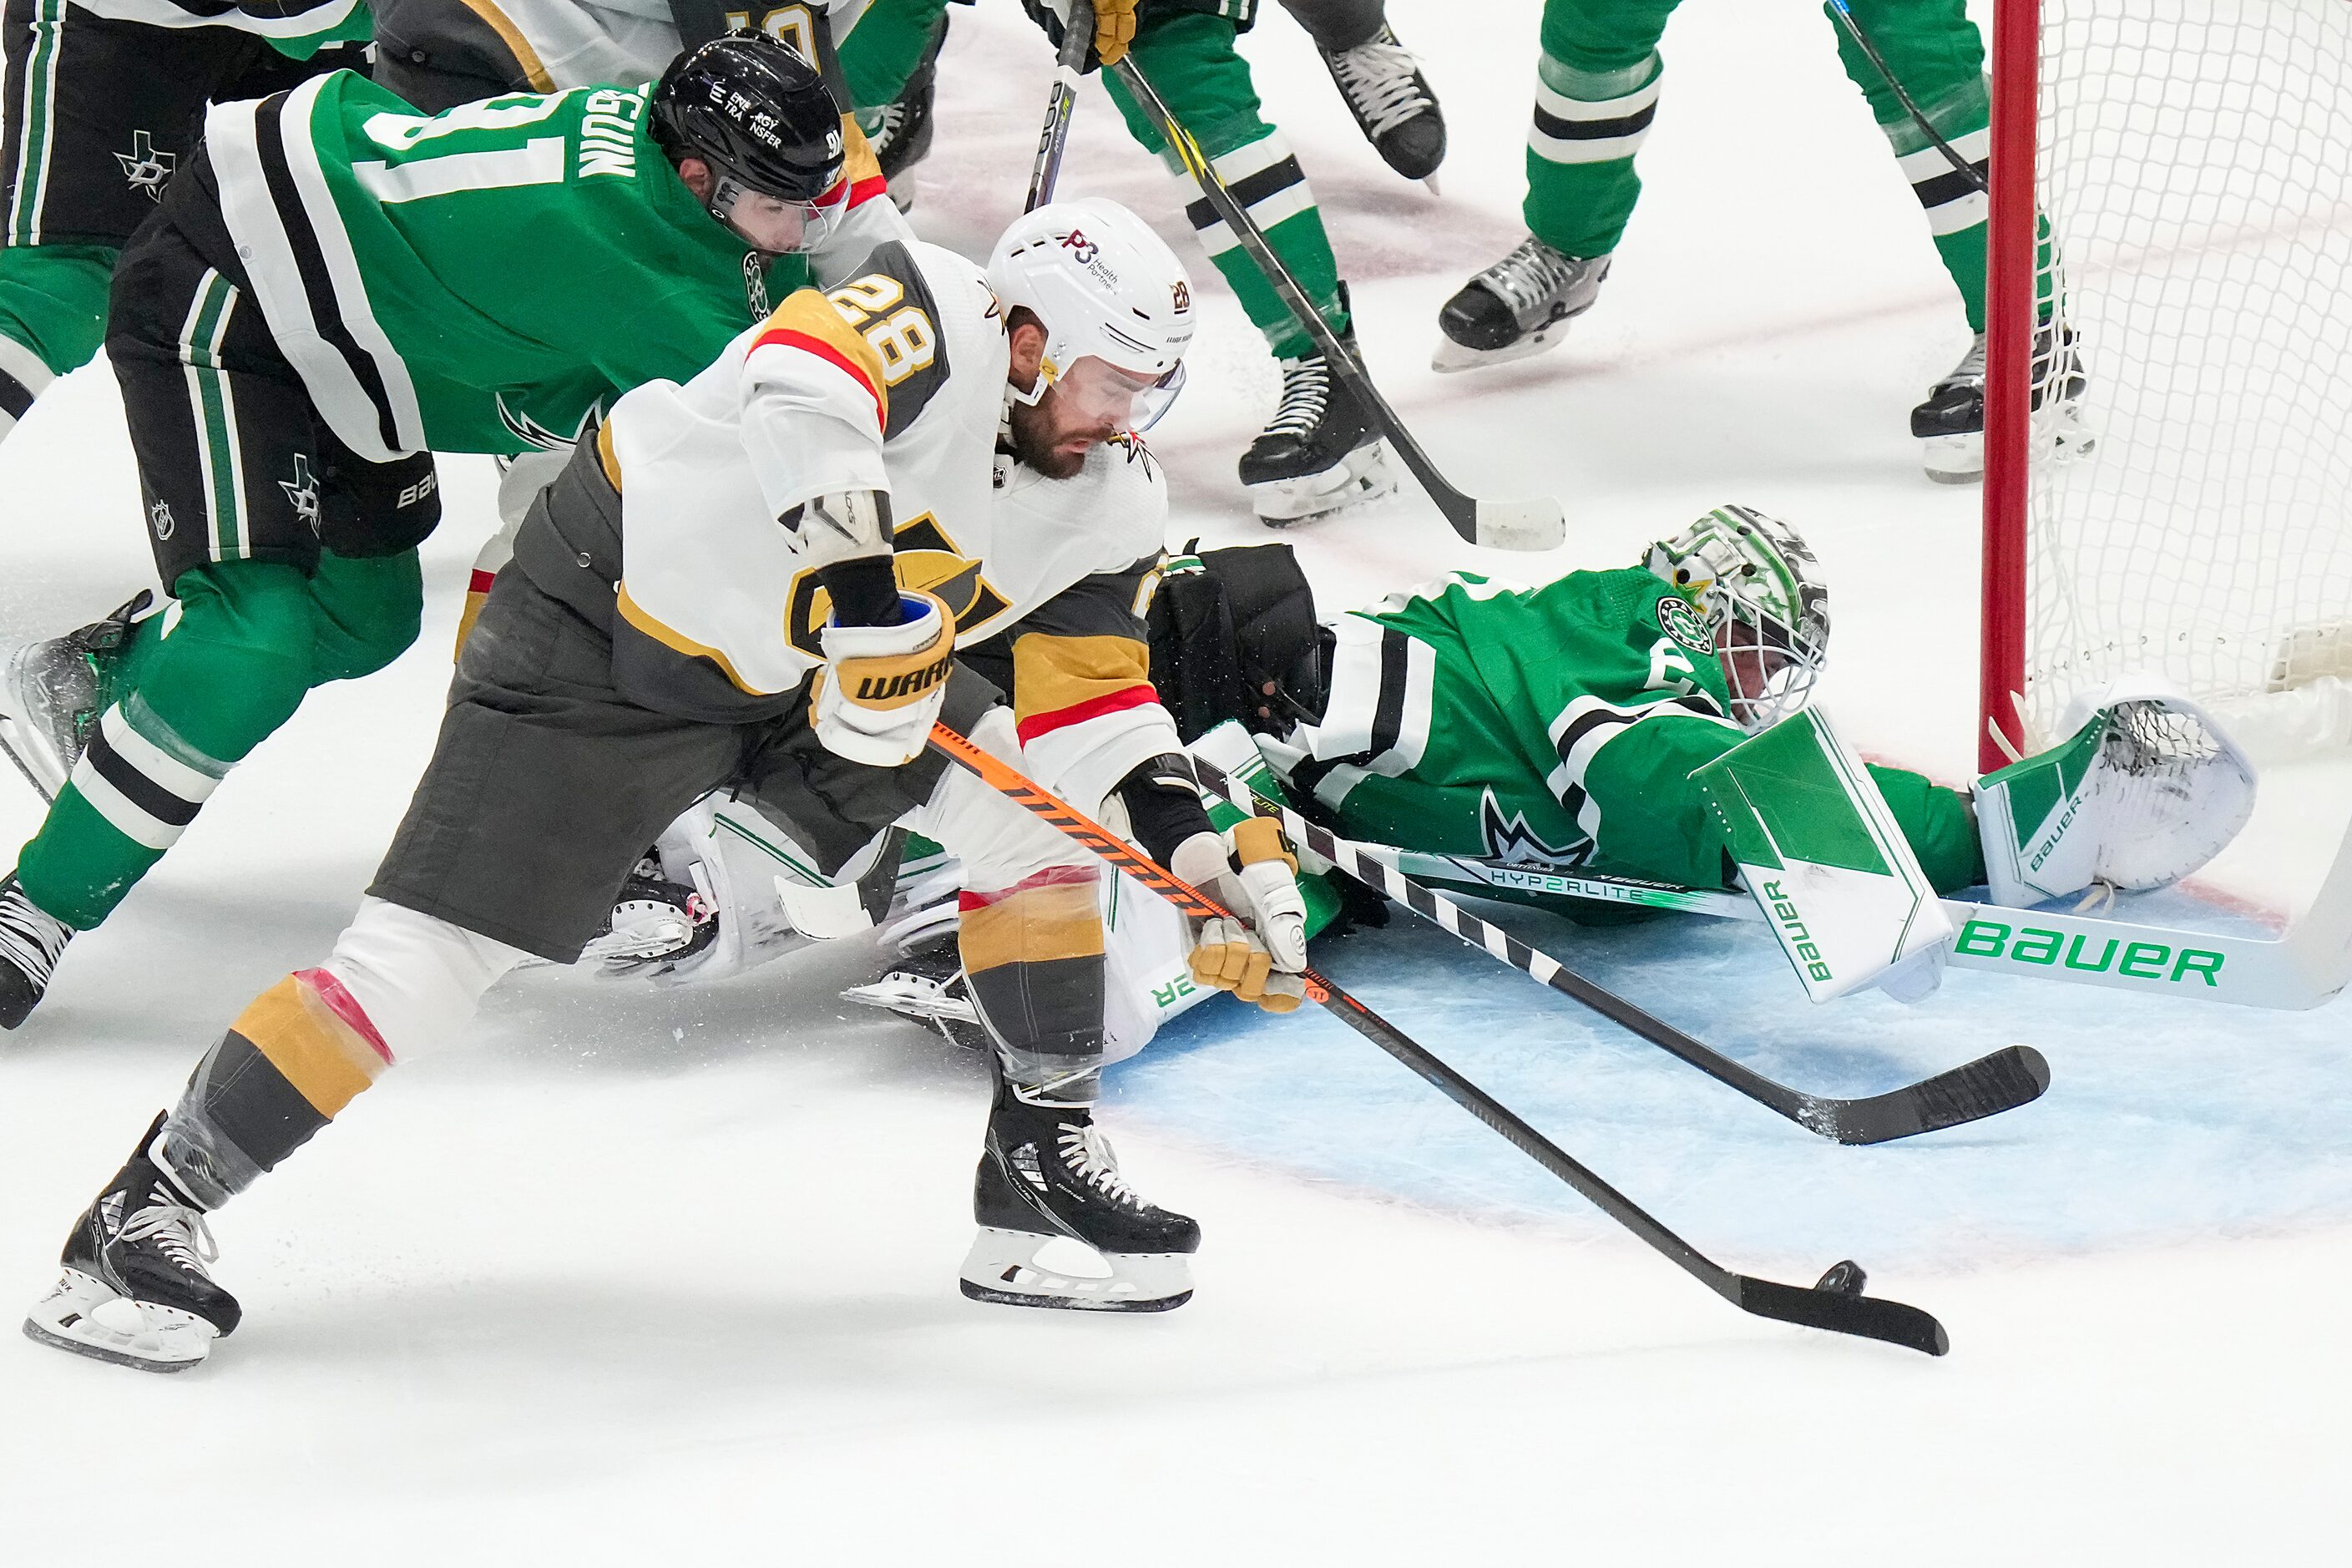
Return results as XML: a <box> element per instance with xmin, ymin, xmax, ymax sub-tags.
<box><xmin>1313</xmin><ymin>566</ymin><xmax>1745</xmax><ymax>881</ymax></box>
<box><xmin>1361</xmin><ymin>565</ymin><xmax>1737</xmax><ymax>719</ymax></box>
<box><xmin>252</xmin><ymin>72</ymin><xmax>773</xmax><ymax>455</ymax></box>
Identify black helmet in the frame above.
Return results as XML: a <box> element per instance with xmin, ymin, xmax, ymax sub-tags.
<box><xmin>651</xmin><ymin>32</ymin><xmax>846</xmax><ymax>204</ymax></box>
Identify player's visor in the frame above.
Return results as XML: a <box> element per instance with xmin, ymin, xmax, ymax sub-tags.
<box><xmin>1049</xmin><ymin>355</ymin><xmax>1187</xmax><ymax>432</ymax></box>
<box><xmin>709</xmin><ymin>175</ymin><xmax>840</xmax><ymax>256</ymax></box>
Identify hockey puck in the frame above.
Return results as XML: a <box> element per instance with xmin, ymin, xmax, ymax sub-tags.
<box><xmin>1813</xmin><ymin>1260</ymin><xmax>1867</xmax><ymax>1297</ymax></box>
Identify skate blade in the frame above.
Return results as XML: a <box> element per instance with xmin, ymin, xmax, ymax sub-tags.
<box><xmin>1250</xmin><ymin>443</ymin><xmax>1399</xmax><ymax>527</ymax></box>
<box><xmin>0</xmin><ymin>723</ymin><xmax>59</xmax><ymax>803</ymax></box>
<box><xmin>1921</xmin><ymin>432</ymin><xmax>1984</xmax><ymax>485</ymax></box>
<box><xmin>842</xmin><ymin>972</ymin><xmax>978</xmax><ymax>1026</ymax></box>
<box><xmin>959</xmin><ymin>1227</ymin><xmax>1193</xmax><ymax>1313</ymax></box>
<box><xmin>22</xmin><ymin>1269</ymin><xmax>215</xmax><ymax>1373</ymax></box>
<box><xmin>0</xmin><ymin>654</ymin><xmax>64</xmax><ymax>802</ymax></box>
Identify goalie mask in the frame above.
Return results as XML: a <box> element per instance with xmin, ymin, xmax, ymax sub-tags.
<box><xmin>1645</xmin><ymin>505</ymin><xmax>1830</xmax><ymax>732</ymax></box>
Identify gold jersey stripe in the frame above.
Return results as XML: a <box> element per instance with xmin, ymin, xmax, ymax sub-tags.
<box><xmin>457</xmin><ymin>0</ymin><xmax>554</xmax><ymax>93</ymax></box>
<box><xmin>615</xmin><ymin>581</ymin><xmax>764</xmax><ymax>695</ymax></box>
<box><xmin>1011</xmin><ymin>631</ymin><xmax>1153</xmax><ymax>725</ymax></box>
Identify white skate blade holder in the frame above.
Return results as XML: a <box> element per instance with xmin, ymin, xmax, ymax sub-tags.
<box><xmin>22</xmin><ymin>1269</ymin><xmax>217</xmax><ymax>1373</ymax></box>
<box><xmin>959</xmin><ymin>1227</ymin><xmax>1194</xmax><ymax>1313</ymax></box>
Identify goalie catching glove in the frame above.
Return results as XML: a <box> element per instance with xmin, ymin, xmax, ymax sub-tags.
<box><xmin>1975</xmin><ymin>676</ymin><xmax>2257</xmax><ymax>908</ymax></box>
<box><xmin>1170</xmin><ymin>817</ymin><xmax>1309</xmax><ymax>1013</ymax></box>
<box><xmin>812</xmin><ymin>590</ymin><xmax>957</xmax><ymax>766</ymax></box>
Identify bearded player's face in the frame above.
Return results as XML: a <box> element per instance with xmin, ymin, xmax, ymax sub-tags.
<box><xmin>1006</xmin><ymin>357</ymin><xmax>1156</xmax><ymax>479</ymax></box>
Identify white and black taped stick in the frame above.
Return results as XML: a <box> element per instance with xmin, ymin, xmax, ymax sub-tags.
<box><xmin>929</xmin><ymin>720</ymin><xmax>1947</xmax><ymax>1355</ymax></box>
<box><xmin>1189</xmin><ymin>752</ymin><xmax>2050</xmax><ymax>1146</ymax></box>
<box><xmin>1106</xmin><ymin>56</ymin><xmax>1566</xmax><ymax>554</ymax></box>
<box><xmin>1025</xmin><ymin>1</ymin><xmax>1094</xmax><ymax>212</ymax></box>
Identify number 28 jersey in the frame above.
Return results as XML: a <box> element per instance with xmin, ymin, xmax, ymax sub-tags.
<box><xmin>606</xmin><ymin>236</ymin><xmax>1182</xmax><ymax>812</ymax></box>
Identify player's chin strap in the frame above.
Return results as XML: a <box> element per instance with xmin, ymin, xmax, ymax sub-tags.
<box><xmin>922</xmin><ymin>719</ymin><xmax>1951</xmax><ymax>1358</ymax></box>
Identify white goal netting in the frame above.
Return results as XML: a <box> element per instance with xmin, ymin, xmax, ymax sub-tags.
<box><xmin>2018</xmin><ymin>0</ymin><xmax>2352</xmax><ymax>761</ymax></box>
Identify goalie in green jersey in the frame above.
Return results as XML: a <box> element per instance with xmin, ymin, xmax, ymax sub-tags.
<box><xmin>658</xmin><ymin>503</ymin><xmax>2249</xmax><ymax>1047</ymax></box>
<box><xmin>0</xmin><ymin>33</ymin><xmax>885</xmax><ymax>1029</ymax></box>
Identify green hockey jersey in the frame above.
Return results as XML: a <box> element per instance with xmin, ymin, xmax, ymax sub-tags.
<box><xmin>203</xmin><ymin>69</ymin><xmax>781</xmax><ymax>462</ymax></box>
<box><xmin>1268</xmin><ymin>569</ymin><xmax>1983</xmax><ymax>897</ymax></box>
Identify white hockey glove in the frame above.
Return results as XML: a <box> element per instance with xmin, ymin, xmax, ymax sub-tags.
<box><xmin>1170</xmin><ymin>817</ymin><xmax>1308</xmax><ymax>1014</ymax></box>
<box><xmin>1975</xmin><ymin>676</ymin><xmax>2257</xmax><ymax>908</ymax></box>
<box><xmin>811</xmin><ymin>590</ymin><xmax>956</xmax><ymax>767</ymax></box>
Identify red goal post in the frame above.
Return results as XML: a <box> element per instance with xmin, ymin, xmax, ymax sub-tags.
<box><xmin>1980</xmin><ymin>0</ymin><xmax>2352</xmax><ymax>774</ymax></box>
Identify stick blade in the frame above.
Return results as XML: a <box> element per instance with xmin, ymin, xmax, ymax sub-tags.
<box><xmin>1472</xmin><ymin>496</ymin><xmax>1566</xmax><ymax>552</ymax></box>
<box><xmin>1736</xmin><ymin>1274</ymin><xmax>1950</xmax><ymax>1356</ymax></box>
<box><xmin>1819</xmin><ymin>1044</ymin><xmax>2052</xmax><ymax>1145</ymax></box>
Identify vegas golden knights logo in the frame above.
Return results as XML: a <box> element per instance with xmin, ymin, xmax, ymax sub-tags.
<box><xmin>787</xmin><ymin>513</ymin><xmax>1010</xmax><ymax>657</ymax></box>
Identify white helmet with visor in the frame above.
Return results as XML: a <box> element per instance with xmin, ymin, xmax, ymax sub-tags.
<box><xmin>1644</xmin><ymin>505</ymin><xmax>1832</xmax><ymax>732</ymax></box>
<box><xmin>987</xmin><ymin>197</ymin><xmax>1196</xmax><ymax>431</ymax></box>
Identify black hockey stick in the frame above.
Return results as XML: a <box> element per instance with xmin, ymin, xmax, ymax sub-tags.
<box><xmin>1190</xmin><ymin>753</ymin><xmax>2050</xmax><ymax>1146</ymax></box>
<box><xmin>929</xmin><ymin>721</ymin><xmax>1948</xmax><ymax>1356</ymax></box>
<box><xmin>1106</xmin><ymin>56</ymin><xmax>1567</xmax><ymax>554</ymax></box>
<box><xmin>1827</xmin><ymin>1</ymin><xmax>1988</xmax><ymax>192</ymax></box>
<box><xmin>1025</xmin><ymin>1</ymin><xmax>1094</xmax><ymax>211</ymax></box>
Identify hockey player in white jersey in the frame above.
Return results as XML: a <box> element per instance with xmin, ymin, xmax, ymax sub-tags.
<box><xmin>23</xmin><ymin>197</ymin><xmax>1313</xmax><ymax>1372</ymax></box>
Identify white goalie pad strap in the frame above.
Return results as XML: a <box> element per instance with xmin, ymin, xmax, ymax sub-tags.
<box><xmin>1975</xmin><ymin>675</ymin><xmax>2258</xmax><ymax>906</ymax></box>
<box><xmin>1694</xmin><ymin>707</ymin><xmax>1953</xmax><ymax>1004</ymax></box>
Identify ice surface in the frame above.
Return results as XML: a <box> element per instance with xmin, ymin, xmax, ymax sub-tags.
<box><xmin>0</xmin><ymin>1</ymin><xmax>2345</xmax><ymax>1559</ymax></box>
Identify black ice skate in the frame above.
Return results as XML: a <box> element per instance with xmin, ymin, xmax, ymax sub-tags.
<box><xmin>1240</xmin><ymin>319</ymin><xmax>1398</xmax><ymax>526</ymax></box>
<box><xmin>1321</xmin><ymin>24</ymin><xmax>1445</xmax><ymax>185</ymax></box>
<box><xmin>1911</xmin><ymin>324</ymin><xmax>2094</xmax><ymax>484</ymax></box>
<box><xmin>23</xmin><ymin>1113</ymin><xmax>240</xmax><ymax>1373</ymax></box>
<box><xmin>861</xmin><ymin>14</ymin><xmax>943</xmax><ymax>213</ymax></box>
<box><xmin>963</xmin><ymin>1089</ymin><xmax>1199</xmax><ymax>1313</ymax></box>
<box><xmin>0</xmin><ymin>589</ymin><xmax>150</xmax><ymax>801</ymax></box>
<box><xmin>1434</xmin><ymin>237</ymin><xmax>1611</xmax><ymax>373</ymax></box>
<box><xmin>580</xmin><ymin>852</ymin><xmax>717</xmax><ymax>975</ymax></box>
<box><xmin>0</xmin><ymin>873</ymin><xmax>73</xmax><ymax>1029</ymax></box>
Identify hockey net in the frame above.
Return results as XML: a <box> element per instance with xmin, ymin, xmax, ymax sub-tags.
<box><xmin>1981</xmin><ymin>0</ymin><xmax>2352</xmax><ymax>770</ymax></box>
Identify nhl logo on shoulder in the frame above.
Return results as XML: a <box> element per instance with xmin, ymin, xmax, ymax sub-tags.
<box><xmin>1655</xmin><ymin>594</ymin><xmax>1712</xmax><ymax>654</ymax></box>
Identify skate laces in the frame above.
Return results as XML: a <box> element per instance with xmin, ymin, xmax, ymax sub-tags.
<box><xmin>0</xmin><ymin>883</ymin><xmax>71</xmax><ymax>979</ymax></box>
<box><xmin>1482</xmin><ymin>238</ymin><xmax>1584</xmax><ymax>323</ymax></box>
<box><xmin>1330</xmin><ymin>30</ymin><xmax>1433</xmax><ymax>139</ymax></box>
<box><xmin>1057</xmin><ymin>1123</ymin><xmax>1141</xmax><ymax>1207</ymax></box>
<box><xmin>117</xmin><ymin>1183</ymin><xmax>218</xmax><ymax>1277</ymax></box>
<box><xmin>1937</xmin><ymin>335</ymin><xmax>1988</xmax><ymax>393</ymax></box>
<box><xmin>1266</xmin><ymin>357</ymin><xmax>1334</xmax><ymax>439</ymax></box>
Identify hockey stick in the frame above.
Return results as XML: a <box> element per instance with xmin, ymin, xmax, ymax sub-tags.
<box><xmin>1105</xmin><ymin>57</ymin><xmax>1567</xmax><ymax>554</ymax></box>
<box><xmin>927</xmin><ymin>719</ymin><xmax>1948</xmax><ymax>1355</ymax></box>
<box><xmin>1361</xmin><ymin>837</ymin><xmax>2352</xmax><ymax>1012</ymax></box>
<box><xmin>1189</xmin><ymin>754</ymin><xmax>2049</xmax><ymax>1145</ymax></box>
<box><xmin>1826</xmin><ymin>1</ymin><xmax>1988</xmax><ymax>191</ymax></box>
<box><xmin>1025</xmin><ymin>1</ymin><xmax>1094</xmax><ymax>211</ymax></box>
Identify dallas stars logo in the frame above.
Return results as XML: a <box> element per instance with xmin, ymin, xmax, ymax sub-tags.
<box><xmin>115</xmin><ymin>130</ymin><xmax>175</xmax><ymax>200</ymax></box>
<box><xmin>279</xmin><ymin>453</ymin><xmax>321</xmax><ymax>532</ymax></box>
<box><xmin>1479</xmin><ymin>789</ymin><xmax>1586</xmax><ymax>867</ymax></box>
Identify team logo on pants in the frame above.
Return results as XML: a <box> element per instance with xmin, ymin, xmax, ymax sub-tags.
<box><xmin>279</xmin><ymin>454</ymin><xmax>321</xmax><ymax>533</ymax></box>
<box><xmin>149</xmin><ymin>499</ymin><xmax>175</xmax><ymax>541</ymax></box>
<box><xmin>115</xmin><ymin>131</ymin><xmax>175</xmax><ymax>200</ymax></box>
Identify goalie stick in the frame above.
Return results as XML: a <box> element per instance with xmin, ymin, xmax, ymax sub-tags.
<box><xmin>927</xmin><ymin>720</ymin><xmax>1949</xmax><ymax>1356</ymax></box>
<box><xmin>1025</xmin><ymin>1</ymin><xmax>1093</xmax><ymax>211</ymax></box>
<box><xmin>1188</xmin><ymin>754</ymin><xmax>2050</xmax><ymax>1145</ymax></box>
<box><xmin>1358</xmin><ymin>832</ymin><xmax>2352</xmax><ymax>1012</ymax></box>
<box><xmin>1105</xmin><ymin>56</ymin><xmax>1567</xmax><ymax>554</ymax></box>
